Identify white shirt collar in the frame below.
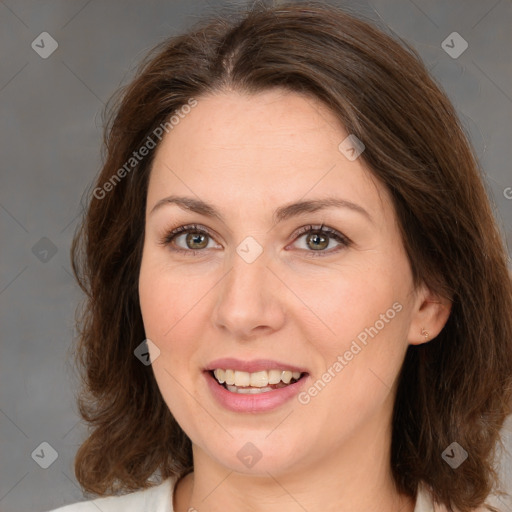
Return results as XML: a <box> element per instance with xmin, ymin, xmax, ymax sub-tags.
<box><xmin>414</xmin><ymin>482</ymin><xmax>438</xmax><ymax>512</ymax></box>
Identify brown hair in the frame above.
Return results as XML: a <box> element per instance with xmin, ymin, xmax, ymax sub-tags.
<box><xmin>70</xmin><ymin>1</ymin><xmax>512</xmax><ymax>510</ymax></box>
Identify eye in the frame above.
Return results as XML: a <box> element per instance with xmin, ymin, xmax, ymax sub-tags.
<box><xmin>158</xmin><ymin>224</ymin><xmax>220</xmax><ymax>255</ymax></box>
<box><xmin>159</xmin><ymin>223</ymin><xmax>351</xmax><ymax>257</ymax></box>
<box><xmin>289</xmin><ymin>224</ymin><xmax>351</xmax><ymax>257</ymax></box>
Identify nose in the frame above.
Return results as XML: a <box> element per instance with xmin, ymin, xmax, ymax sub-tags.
<box><xmin>212</xmin><ymin>249</ymin><xmax>286</xmax><ymax>340</ymax></box>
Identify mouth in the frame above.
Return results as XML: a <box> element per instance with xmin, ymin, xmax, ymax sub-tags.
<box><xmin>204</xmin><ymin>358</ymin><xmax>310</xmax><ymax>412</ymax></box>
<box><xmin>208</xmin><ymin>368</ymin><xmax>307</xmax><ymax>394</ymax></box>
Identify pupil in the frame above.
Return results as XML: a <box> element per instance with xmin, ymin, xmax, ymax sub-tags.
<box><xmin>186</xmin><ymin>232</ymin><xmax>208</xmax><ymax>249</ymax></box>
<box><xmin>308</xmin><ymin>232</ymin><xmax>328</xmax><ymax>250</ymax></box>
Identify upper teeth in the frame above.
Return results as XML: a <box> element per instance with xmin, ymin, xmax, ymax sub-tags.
<box><xmin>213</xmin><ymin>369</ymin><xmax>302</xmax><ymax>387</ymax></box>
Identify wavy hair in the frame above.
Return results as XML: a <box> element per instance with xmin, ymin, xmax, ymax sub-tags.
<box><xmin>70</xmin><ymin>2</ymin><xmax>512</xmax><ymax>510</ymax></box>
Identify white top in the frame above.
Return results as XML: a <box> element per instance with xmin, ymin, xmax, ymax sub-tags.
<box><xmin>45</xmin><ymin>478</ymin><xmax>464</xmax><ymax>512</ymax></box>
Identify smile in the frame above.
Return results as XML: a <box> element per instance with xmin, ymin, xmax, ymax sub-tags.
<box><xmin>212</xmin><ymin>369</ymin><xmax>304</xmax><ymax>394</ymax></box>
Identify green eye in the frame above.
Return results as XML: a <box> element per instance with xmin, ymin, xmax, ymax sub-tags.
<box><xmin>159</xmin><ymin>223</ymin><xmax>351</xmax><ymax>257</ymax></box>
<box><xmin>290</xmin><ymin>224</ymin><xmax>351</xmax><ymax>257</ymax></box>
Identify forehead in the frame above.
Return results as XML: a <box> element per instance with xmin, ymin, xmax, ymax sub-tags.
<box><xmin>147</xmin><ymin>89</ymin><xmax>389</xmax><ymax>223</ymax></box>
<box><xmin>157</xmin><ymin>88</ymin><xmax>347</xmax><ymax>157</ymax></box>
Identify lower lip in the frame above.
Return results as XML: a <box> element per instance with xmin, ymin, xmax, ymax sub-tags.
<box><xmin>204</xmin><ymin>371</ymin><xmax>309</xmax><ymax>413</ymax></box>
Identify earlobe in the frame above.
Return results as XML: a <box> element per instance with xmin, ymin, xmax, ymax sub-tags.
<box><xmin>408</xmin><ymin>285</ymin><xmax>452</xmax><ymax>345</ymax></box>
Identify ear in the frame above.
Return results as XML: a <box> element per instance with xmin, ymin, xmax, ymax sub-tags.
<box><xmin>407</xmin><ymin>283</ymin><xmax>452</xmax><ymax>345</ymax></box>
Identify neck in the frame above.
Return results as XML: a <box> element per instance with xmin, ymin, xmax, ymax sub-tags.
<box><xmin>173</xmin><ymin>409</ymin><xmax>415</xmax><ymax>512</ymax></box>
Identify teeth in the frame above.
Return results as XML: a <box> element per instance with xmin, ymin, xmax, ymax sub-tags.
<box><xmin>268</xmin><ymin>369</ymin><xmax>282</xmax><ymax>384</ymax></box>
<box><xmin>234</xmin><ymin>370</ymin><xmax>250</xmax><ymax>387</ymax></box>
<box><xmin>281</xmin><ymin>370</ymin><xmax>293</xmax><ymax>384</ymax></box>
<box><xmin>225</xmin><ymin>369</ymin><xmax>235</xmax><ymax>385</ymax></box>
<box><xmin>213</xmin><ymin>369</ymin><xmax>302</xmax><ymax>388</ymax></box>
<box><xmin>226</xmin><ymin>385</ymin><xmax>273</xmax><ymax>394</ymax></box>
<box><xmin>250</xmin><ymin>371</ymin><xmax>268</xmax><ymax>387</ymax></box>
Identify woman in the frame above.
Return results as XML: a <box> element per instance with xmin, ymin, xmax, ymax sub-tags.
<box><xmin>48</xmin><ymin>1</ymin><xmax>512</xmax><ymax>511</ymax></box>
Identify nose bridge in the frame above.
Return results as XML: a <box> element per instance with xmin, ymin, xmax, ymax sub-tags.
<box><xmin>224</xmin><ymin>230</ymin><xmax>271</xmax><ymax>294</ymax></box>
<box><xmin>222</xmin><ymin>245</ymin><xmax>271</xmax><ymax>309</ymax></box>
<box><xmin>213</xmin><ymin>242</ymin><xmax>284</xmax><ymax>337</ymax></box>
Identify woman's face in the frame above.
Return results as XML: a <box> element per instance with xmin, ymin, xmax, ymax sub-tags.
<box><xmin>138</xmin><ymin>89</ymin><xmax>433</xmax><ymax>477</ymax></box>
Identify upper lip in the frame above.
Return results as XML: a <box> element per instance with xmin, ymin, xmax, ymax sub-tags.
<box><xmin>205</xmin><ymin>358</ymin><xmax>309</xmax><ymax>374</ymax></box>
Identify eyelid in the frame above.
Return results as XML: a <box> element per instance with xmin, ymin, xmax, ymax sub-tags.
<box><xmin>286</xmin><ymin>223</ymin><xmax>352</xmax><ymax>256</ymax></box>
<box><xmin>291</xmin><ymin>224</ymin><xmax>351</xmax><ymax>245</ymax></box>
<box><xmin>158</xmin><ymin>223</ymin><xmax>220</xmax><ymax>252</ymax></box>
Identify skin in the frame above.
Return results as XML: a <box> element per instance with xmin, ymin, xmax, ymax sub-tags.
<box><xmin>138</xmin><ymin>88</ymin><xmax>451</xmax><ymax>512</ymax></box>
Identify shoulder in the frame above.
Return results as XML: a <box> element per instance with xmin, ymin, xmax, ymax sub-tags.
<box><xmin>45</xmin><ymin>477</ymin><xmax>175</xmax><ymax>512</ymax></box>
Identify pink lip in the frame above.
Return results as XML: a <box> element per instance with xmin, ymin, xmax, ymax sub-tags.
<box><xmin>205</xmin><ymin>358</ymin><xmax>308</xmax><ymax>373</ymax></box>
<box><xmin>204</xmin><ymin>371</ymin><xmax>309</xmax><ymax>413</ymax></box>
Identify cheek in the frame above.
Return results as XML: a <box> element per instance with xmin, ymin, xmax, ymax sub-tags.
<box><xmin>297</xmin><ymin>261</ymin><xmax>411</xmax><ymax>410</ymax></box>
<box><xmin>294</xmin><ymin>260</ymin><xmax>403</xmax><ymax>345</ymax></box>
<box><xmin>138</xmin><ymin>255</ymin><xmax>213</xmax><ymax>394</ymax></box>
<box><xmin>138</xmin><ymin>261</ymin><xmax>206</xmax><ymax>433</ymax></box>
<box><xmin>298</xmin><ymin>317</ymin><xmax>409</xmax><ymax>447</ymax></box>
<box><xmin>138</xmin><ymin>256</ymin><xmax>205</xmax><ymax>342</ymax></box>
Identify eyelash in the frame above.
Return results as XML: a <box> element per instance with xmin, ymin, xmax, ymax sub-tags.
<box><xmin>158</xmin><ymin>223</ymin><xmax>352</xmax><ymax>258</ymax></box>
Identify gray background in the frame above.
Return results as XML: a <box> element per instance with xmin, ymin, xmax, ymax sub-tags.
<box><xmin>0</xmin><ymin>1</ymin><xmax>511</xmax><ymax>511</ymax></box>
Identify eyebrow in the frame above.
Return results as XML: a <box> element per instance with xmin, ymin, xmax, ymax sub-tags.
<box><xmin>150</xmin><ymin>195</ymin><xmax>372</xmax><ymax>224</ymax></box>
